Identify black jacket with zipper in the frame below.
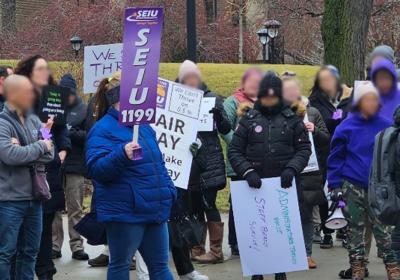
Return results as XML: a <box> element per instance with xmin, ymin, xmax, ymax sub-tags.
<box><xmin>64</xmin><ymin>97</ymin><xmax>87</xmax><ymax>176</ymax></box>
<box><xmin>188</xmin><ymin>85</ymin><xmax>231</xmax><ymax>191</ymax></box>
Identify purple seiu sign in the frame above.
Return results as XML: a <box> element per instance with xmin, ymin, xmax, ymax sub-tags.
<box><xmin>119</xmin><ymin>7</ymin><xmax>164</xmax><ymax>125</ymax></box>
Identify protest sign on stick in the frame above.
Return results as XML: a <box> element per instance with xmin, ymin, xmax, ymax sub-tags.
<box><xmin>119</xmin><ymin>7</ymin><xmax>164</xmax><ymax>159</ymax></box>
<box><xmin>302</xmin><ymin>113</ymin><xmax>319</xmax><ymax>173</ymax></box>
<box><xmin>231</xmin><ymin>178</ymin><xmax>308</xmax><ymax>276</ymax></box>
<box><xmin>38</xmin><ymin>85</ymin><xmax>69</xmax><ymax>125</ymax></box>
<box><xmin>83</xmin><ymin>43</ymin><xmax>122</xmax><ymax>94</ymax></box>
<box><xmin>152</xmin><ymin>79</ymin><xmax>203</xmax><ymax>189</ymax></box>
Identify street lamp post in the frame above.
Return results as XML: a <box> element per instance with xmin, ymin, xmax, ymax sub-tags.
<box><xmin>186</xmin><ymin>0</ymin><xmax>197</xmax><ymax>62</ymax></box>
<box><xmin>256</xmin><ymin>28</ymin><xmax>269</xmax><ymax>63</ymax></box>
<box><xmin>70</xmin><ymin>35</ymin><xmax>83</xmax><ymax>59</ymax></box>
<box><xmin>263</xmin><ymin>20</ymin><xmax>281</xmax><ymax>64</ymax></box>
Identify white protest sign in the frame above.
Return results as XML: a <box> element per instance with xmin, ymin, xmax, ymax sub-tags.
<box><xmin>198</xmin><ymin>97</ymin><xmax>216</xmax><ymax>131</ymax></box>
<box><xmin>302</xmin><ymin>113</ymin><xmax>319</xmax><ymax>173</ymax></box>
<box><xmin>83</xmin><ymin>43</ymin><xmax>122</xmax><ymax>94</ymax></box>
<box><xmin>152</xmin><ymin>78</ymin><xmax>203</xmax><ymax>189</ymax></box>
<box><xmin>231</xmin><ymin>177</ymin><xmax>308</xmax><ymax>276</ymax></box>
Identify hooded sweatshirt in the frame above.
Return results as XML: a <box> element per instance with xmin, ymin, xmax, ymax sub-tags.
<box><xmin>328</xmin><ymin>113</ymin><xmax>391</xmax><ymax>190</ymax></box>
<box><xmin>371</xmin><ymin>58</ymin><xmax>400</xmax><ymax>122</ymax></box>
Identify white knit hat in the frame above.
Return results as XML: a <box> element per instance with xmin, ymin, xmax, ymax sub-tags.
<box><xmin>178</xmin><ymin>60</ymin><xmax>201</xmax><ymax>83</ymax></box>
<box><xmin>353</xmin><ymin>81</ymin><xmax>379</xmax><ymax>106</ymax></box>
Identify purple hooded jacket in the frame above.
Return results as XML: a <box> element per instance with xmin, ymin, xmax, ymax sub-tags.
<box><xmin>371</xmin><ymin>58</ymin><xmax>400</xmax><ymax>122</ymax></box>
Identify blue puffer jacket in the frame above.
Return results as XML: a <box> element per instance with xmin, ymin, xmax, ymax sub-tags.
<box><xmin>86</xmin><ymin>108</ymin><xmax>176</xmax><ymax>224</ymax></box>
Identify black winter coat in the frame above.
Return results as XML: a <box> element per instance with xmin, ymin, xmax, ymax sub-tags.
<box><xmin>43</xmin><ymin>123</ymin><xmax>71</xmax><ymax>213</ymax></box>
<box><xmin>300</xmin><ymin>106</ymin><xmax>330</xmax><ymax>206</ymax></box>
<box><xmin>34</xmin><ymin>100</ymin><xmax>71</xmax><ymax>213</ymax></box>
<box><xmin>228</xmin><ymin>106</ymin><xmax>311</xmax><ymax>178</ymax></box>
<box><xmin>64</xmin><ymin>97</ymin><xmax>87</xmax><ymax>175</ymax></box>
<box><xmin>188</xmin><ymin>86</ymin><xmax>231</xmax><ymax>191</ymax></box>
<box><xmin>228</xmin><ymin>104</ymin><xmax>311</xmax><ymax>221</ymax></box>
<box><xmin>308</xmin><ymin>89</ymin><xmax>351</xmax><ymax>171</ymax></box>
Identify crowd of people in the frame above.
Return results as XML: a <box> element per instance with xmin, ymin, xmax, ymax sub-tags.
<box><xmin>0</xmin><ymin>44</ymin><xmax>400</xmax><ymax>280</ymax></box>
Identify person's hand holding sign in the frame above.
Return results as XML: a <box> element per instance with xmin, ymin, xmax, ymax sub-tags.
<box><xmin>305</xmin><ymin>122</ymin><xmax>315</xmax><ymax>133</ymax></box>
<box><xmin>125</xmin><ymin>142</ymin><xmax>141</xmax><ymax>160</ymax></box>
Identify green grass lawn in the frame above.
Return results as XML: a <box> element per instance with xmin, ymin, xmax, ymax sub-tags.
<box><xmin>1</xmin><ymin>60</ymin><xmax>319</xmax><ymax>97</ymax></box>
<box><xmin>2</xmin><ymin>59</ymin><xmax>318</xmax><ymax>212</ymax></box>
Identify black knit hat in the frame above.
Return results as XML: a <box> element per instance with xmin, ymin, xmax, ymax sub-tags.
<box><xmin>59</xmin><ymin>73</ymin><xmax>77</xmax><ymax>95</ymax></box>
<box><xmin>257</xmin><ymin>71</ymin><xmax>282</xmax><ymax>99</ymax></box>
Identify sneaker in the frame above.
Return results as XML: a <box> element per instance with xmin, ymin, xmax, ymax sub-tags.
<box><xmin>308</xmin><ymin>257</ymin><xmax>317</xmax><ymax>269</ymax></box>
<box><xmin>320</xmin><ymin>234</ymin><xmax>333</xmax><ymax>249</ymax></box>
<box><xmin>52</xmin><ymin>249</ymin><xmax>62</xmax><ymax>259</ymax></box>
<box><xmin>231</xmin><ymin>244</ymin><xmax>240</xmax><ymax>256</ymax></box>
<box><xmin>72</xmin><ymin>250</ymin><xmax>89</xmax><ymax>260</ymax></box>
<box><xmin>251</xmin><ymin>276</ymin><xmax>263</xmax><ymax>280</ymax></box>
<box><xmin>180</xmin><ymin>271</ymin><xmax>209</xmax><ymax>280</ymax></box>
<box><xmin>275</xmin><ymin>273</ymin><xmax>287</xmax><ymax>280</ymax></box>
<box><xmin>88</xmin><ymin>254</ymin><xmax>109</xmax><ymax>267</ymax></box>
<box><xmin>339</xmin><ymin>267</ymin><xmax>370</xmax><ymax>279</ymax></box>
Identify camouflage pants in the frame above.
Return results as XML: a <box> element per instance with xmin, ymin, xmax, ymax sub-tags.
<box><xmin>342</xmin><ymin>181</ymin><xmax>396</xmax><ymax>263</ymax></box>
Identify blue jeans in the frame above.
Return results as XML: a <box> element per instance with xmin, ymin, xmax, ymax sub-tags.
<box><xmin>0</xmin><ymin>201</ymin><xmax>42</xmax><ymax>280</ymax></box>
<box><xmin>106</xmin><ymin>222</ymin><xmax>173</xmax><ymax>280</ymax></box>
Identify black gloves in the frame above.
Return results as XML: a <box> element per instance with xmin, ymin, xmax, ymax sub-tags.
<box><xmin>209</xmin><ymin>107</ymin><xmax>223</xmax><ymax>123</ymax></box>
<box><xmin>244</xmin><ymin>170</ymin><xmax>262</xmax><ymax>189</ymax></box>
<box><xmin>331</xmin><ymin>188</ymin><xmax>343</xmax><ymax>202</ymax></box>
<box><xmin>281</xmin><ymin>168</ymin><xmax>296</xmax><ymax>189</ymax></box>
<box><xmin>189</xmin><ymin>142</ymin><xmax>200</xmax><ymax>157</ymax></box>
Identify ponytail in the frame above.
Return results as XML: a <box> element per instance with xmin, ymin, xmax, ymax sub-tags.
<box><xmin>94</xmin><ymin>78</ymin><xmax>110</xmax><ymax>120</ymax></box>
<box><xmin>93</xmin><ymin>71</ymin><xmax>121</xmax><ymax>120</ymax></box>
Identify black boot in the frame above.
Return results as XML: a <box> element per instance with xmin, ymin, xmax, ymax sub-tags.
<box><xmin>275</xmin><ymin>273</ymin><xmax>287</xmax><ymax>280</ymax></box>
<box><xmin>88</xmin><ymin>254</ymin><xmax>109</xmax><ymax>267</ymax></box>
<box><xmin>339</xmin><ymin>267</ymin><xmax>370</xmax><ymax>279</ymax></box>
<box><xmin>72</xmin><ymin>249</ymin><xmax>89</xmax><ymax>260</ymax></box>
<box><xmin>38</xmin><ymin>272</ymin><xmax>53</xmax><ymax>280</ymax></box>
<box><xmin>231</xmin><ymin>244</ymin><xmax>239</xmax><ymax>256</ymax></box>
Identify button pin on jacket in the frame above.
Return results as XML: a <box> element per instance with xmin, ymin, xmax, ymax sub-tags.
<box><xmin>255</xmin><ymin>125</ymin><xmax>263</xmax><ymax>133</ymax></box>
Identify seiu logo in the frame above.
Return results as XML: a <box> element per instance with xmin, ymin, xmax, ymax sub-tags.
<box><xmin>127</xmin><ymin>10</ymin><xmax>158</xmax><ymax>22</ymax></box>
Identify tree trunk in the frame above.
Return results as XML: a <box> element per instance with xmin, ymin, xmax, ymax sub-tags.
<box><xmin>1</xmin><ymin>0</ymin><xmax>16</xmax><ymax>32</ymax></box>
<box><xmin>238</xmin><ymin>4</ymin><xmax>244</xmax><ymax>64</ymax></box>
<box><xmin>321</xmin><ymin>0</ymin><xmax>373</xmax><ymax>85</ymax></box>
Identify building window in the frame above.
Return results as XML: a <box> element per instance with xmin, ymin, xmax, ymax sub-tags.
<box><xmin>205</xmin><ymin>0</ymin><xmax>217</xmax><ymax>23</ymax></box>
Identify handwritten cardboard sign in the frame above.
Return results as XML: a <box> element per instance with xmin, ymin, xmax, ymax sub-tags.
<box><xmin>152</xmin><ymin>78</ymin><xmax>203</xmax><ymax>189</ymax></box>
<box><xmin>83</xmin><ymin>43</ymin><xmax>122</xmax><ymax>94</ymax></box>
<box><xmin>198</xmin><ymin>97</ymin><xmax>216</xmax><ymax>132</ymax></box>
<box><xmin>231</xmin><ymin>178</ymin><xmax>308</xmax><ymax>276</ymax></box>
<box><xmin>38</xmin><ymin>85</ymin><xmax>69</xmax><ymax>125</ymax></box>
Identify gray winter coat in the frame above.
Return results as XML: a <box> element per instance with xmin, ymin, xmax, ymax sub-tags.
<box><xmin>0</xmin><ymin>104</ymin><xmax>54</xmax><ymax>201</ymax></box>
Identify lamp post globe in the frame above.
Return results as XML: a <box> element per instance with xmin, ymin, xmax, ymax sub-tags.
<box><xmin>263</xmin><ymin>20</ymin><xmax>282</xmax><ymax>64</ymax></box>
<box><xmin>70</xmin><ymin>35</ymin><xmax>83</xmax><ymax>58</ymax></box>
<box><xmin>257</xmin><ymin>27</ymin><xmax>269</xmax><ymax>63</ymax></box>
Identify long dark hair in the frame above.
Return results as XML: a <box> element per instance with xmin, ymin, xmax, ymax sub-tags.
<box><xmin>94</xmin><ymin>71</ymin><xmax>121</xmax><ymax>120</ymax></box>
<box><xmin>309</xmin><ymin>65</ymin><xmax>342</xmax><ymax>99</ymax></box>
<box><xmin>14</xmin><ymin>55</ymin><xmax>55</xmax><ymax>86</ymax></box>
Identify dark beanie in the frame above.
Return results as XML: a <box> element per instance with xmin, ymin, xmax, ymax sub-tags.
<box><xmin>60</xmin><ymin>73</ymin><xmax>77</xmax><ymax>95</ymax></box>
<box><xmin>257</xmin><ymin>71</ymin><xmax>282</xmax><ymax>99</ymax></box>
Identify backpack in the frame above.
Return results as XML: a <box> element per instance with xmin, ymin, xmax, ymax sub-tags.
<box><xmin>369</xmin><ymin>126</ymin><xmax>400</xmax><ymax>225</ymax></box>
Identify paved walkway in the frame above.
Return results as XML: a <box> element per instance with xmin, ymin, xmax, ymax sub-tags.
<box><xmin>54</xmin><ymin>214</ymin><xmax>387</xmax><ymax>280</ymax></box>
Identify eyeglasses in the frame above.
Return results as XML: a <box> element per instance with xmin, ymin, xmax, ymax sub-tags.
<box><xmin>281</xmin><ymin>71</ymin><xmax>297</xmax><ymax>77</ymax></box>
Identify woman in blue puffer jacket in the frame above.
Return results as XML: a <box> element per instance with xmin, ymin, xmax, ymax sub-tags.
<box><xmin>86</xmin><ymin>80</ymin><xmax>176</xmax><ymax>280</ymax></box>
